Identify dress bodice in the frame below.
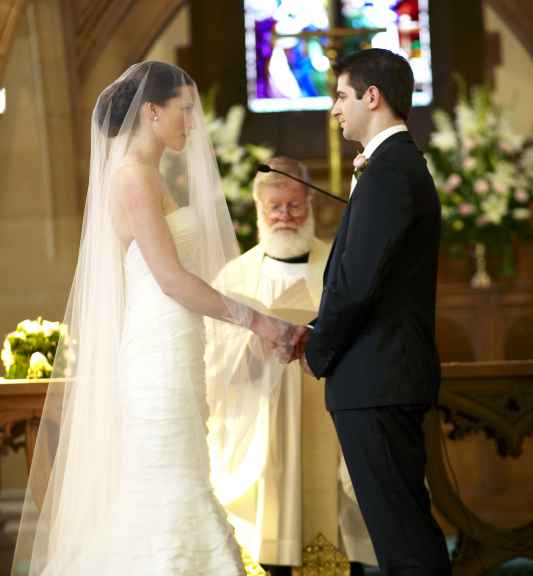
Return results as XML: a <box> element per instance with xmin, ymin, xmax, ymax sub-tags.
<box><xmin>122</xmin><ymin>207</ymin><xmax>203</xmax><ymax>336</ymax></box>
<box><xmin>125</xmin><ymin>206</ymin><xmax>201</xmax><ymax>279</ymax></box>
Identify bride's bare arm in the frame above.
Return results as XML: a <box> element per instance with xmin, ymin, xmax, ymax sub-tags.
<box><xmin>116</xmin><ymin>165</ymin><xmax>293</xmax><ymax>342</ymax></box>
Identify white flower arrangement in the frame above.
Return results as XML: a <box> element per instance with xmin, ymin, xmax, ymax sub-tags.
<box><xmin>426</xmin><ymin>85</ymin><xmax>533</xmax><ymax>249</ymax></box>
<box><xmin>1</xmin><ymin>317</ymin><xmax>68</xmax><ymax>380</ymax></box>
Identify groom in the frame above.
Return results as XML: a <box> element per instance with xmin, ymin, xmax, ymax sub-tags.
<box><xmin>293</xmin><ymin>49</ymin><xmax>451</xmax><ymax>575</ymax></box>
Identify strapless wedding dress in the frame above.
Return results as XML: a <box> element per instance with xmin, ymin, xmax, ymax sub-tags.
<box><xmin>63</xmin><ymin>208</ymin><xmax>244</xmax><ymax>575</ymax></box>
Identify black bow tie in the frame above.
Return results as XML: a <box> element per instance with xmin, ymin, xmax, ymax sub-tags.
<box><xmin>265</xmin><ymin>253</ymin><xmax>310</xmax><ymax>264</ymax></box>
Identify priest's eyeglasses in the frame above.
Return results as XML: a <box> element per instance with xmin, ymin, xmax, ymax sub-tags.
<box><xmin>262</xmin><ymin>202</ymin><xmax>307</xmax><ymax>218</ymax></box>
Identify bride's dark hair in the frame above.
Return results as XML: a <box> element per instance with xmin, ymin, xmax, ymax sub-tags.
<box><xmin>96</xmin><ymin>61</ymin><xmax>194</xmax><ymax>137</ymax></box>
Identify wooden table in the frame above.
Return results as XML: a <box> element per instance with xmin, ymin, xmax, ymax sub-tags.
<box><xmin>0</xmin><ymin>380</ymin><xmax>49</xmax><ymax>468</ymax></box>
<box><xmin>0</xmin><ymin>379</ymin><xmax>64</xmax><ymax>469</ymax></box>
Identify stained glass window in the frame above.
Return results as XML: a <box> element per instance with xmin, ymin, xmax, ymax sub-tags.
<box><xmin>244</xmin><ymin>0</ymin><xmax>433</xmax><ymax>113</ymax></box>
<box><xmin>245</xmin><ymin>0</ymin><xmax>332</xmax><ymax>112</ymax></box>
<box><xmin>341</xmin><ymin>0</ymin><xmax>433</xmax><ymax>106</ymax></box>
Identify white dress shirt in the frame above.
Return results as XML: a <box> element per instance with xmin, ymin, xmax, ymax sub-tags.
<box><xmin>350</xmin><ymin>123</ymin><xmax>408</xmax><ymax>196</ymax></box>
<box><xmin>363</xmin><ymin>123</ymin><xmax>408</xmax><ymax>159</ymax></box>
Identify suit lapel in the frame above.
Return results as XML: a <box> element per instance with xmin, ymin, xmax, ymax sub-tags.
<box><xmin>322</xmin><ymin>132</ymin><xmax>417</xmax><ymax>285</ymax></box>
<box><xmin>323</xmin><ymin>200</ymin><xmax>352</xmax><ymax>283</ymax></box>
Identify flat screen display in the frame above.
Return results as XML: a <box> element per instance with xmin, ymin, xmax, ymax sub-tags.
<box><xmin>244</xmin><ymin>0</ymin><xmax>433</xmax><ymax>112</ymax></box>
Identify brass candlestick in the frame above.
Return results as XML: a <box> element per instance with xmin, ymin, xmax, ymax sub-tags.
<box><xmin>471</xmin><ymin>243</ymin><xmax>492</xmax><ymax>288</ymax></box>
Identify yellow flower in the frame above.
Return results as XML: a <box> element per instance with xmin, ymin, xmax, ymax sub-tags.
<box><xmin>452</xmin><ymin>220</ymin><xmax>465</xmax><ymax>231</ymax></box>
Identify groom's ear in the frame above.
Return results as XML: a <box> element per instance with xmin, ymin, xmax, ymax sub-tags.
<box><xmin>366</xmin><ymin>85</ymin><xmax>381</xmax><ymax>111</ymax></box>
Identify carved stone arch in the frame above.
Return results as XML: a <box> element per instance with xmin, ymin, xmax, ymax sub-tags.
<box><xmin>485</xmin><ymin>0</ymin><xmax>533</xmax><ymax>58</ymax></box>
<box><xmin>0</xmin><ymin>0</ymin><xmax>25</xmax><ymax>83</ymax></box>
<box><xmin>75</xmin><ymin>0</ymin><xmax>185</xmax><ymax>83</ymax></box>
<box><xmin>76</xmin><ymin>0</ymin><xmax>188</xmax><ymax>198</ymax></box>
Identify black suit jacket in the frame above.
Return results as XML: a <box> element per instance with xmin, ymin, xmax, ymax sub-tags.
<box><xmin>305</xmin><ymin>131</ymin><xmax>441</xmax><ymax>411</ymax></box>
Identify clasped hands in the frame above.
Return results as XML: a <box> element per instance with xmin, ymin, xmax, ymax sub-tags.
<box><xmin>271</xmin><ymin>324</ymin><xmax>313</xmax><ymax>373</ymax></box>
<box><xmin>253</xmin><ymin>314</ymin><xmax>313</xmax><ymax>373</ymax></box>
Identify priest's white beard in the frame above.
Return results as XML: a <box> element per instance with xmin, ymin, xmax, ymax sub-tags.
<box><xmin>257</xmin><ymin>210</ymin><xmax>315</xmax><ymax>260</ymax></box>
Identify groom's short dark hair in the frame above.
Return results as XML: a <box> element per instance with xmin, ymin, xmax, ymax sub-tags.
<box><xmin>334</xmin><ymin>49</ymin><xmax>414</xmax><ymax>121</ymax></box>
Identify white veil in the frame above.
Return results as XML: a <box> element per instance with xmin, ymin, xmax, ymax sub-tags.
<box><xmin>11</xmin><ymin>61</ymin><xmax>288</xmax><ymax>575</ymax></box>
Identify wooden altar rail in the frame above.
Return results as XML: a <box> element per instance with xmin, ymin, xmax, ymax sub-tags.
<box><xmin>425</xmin><ymin>361</ymin><xmax>533</xmax><ymax>576</ymax></box>
<box><xmin>1</xmin><ymin>363</ymin><xmax>533</xmax><ymax>575</ymax></box>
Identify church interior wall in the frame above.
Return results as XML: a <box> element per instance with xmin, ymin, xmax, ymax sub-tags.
<box><xmin>483</xmin><ymin>3</ymin><xmax>533</xmax><ymax>136</ymax></box>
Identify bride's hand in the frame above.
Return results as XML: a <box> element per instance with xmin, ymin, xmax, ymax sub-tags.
<box><xmin>251</xmin><ymin>313</ymin><xmax>297</xmax><ymax>343</ymax></box>
<box><xmin>280</xmin><ymin>325</ymin><xmax>310</xmax><ymax>363</ymax></box>
<box><xmin>251</xmin><ymin>314</ymin><xmax>305</xmax><ymax>363</ymax></box>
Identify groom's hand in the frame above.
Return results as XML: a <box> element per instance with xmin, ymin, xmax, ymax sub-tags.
<box><xmin>300</xmin><ymin>355</ymin><xmax>312</xmax><ymax>375</ymax></box>
<box><xmin>273</xmin><ymin>325</ymin><xmax>309</xmax><ymax>364</ymax></box>
<box><xmin>286</xmin><ymin>325</ymin><xmax>311</xmax><ymax>363</ymax></box>
<box><xmin>294</xmin><ymin>326</ymin><xmax>310</xmax><ymax>359</ymax></box>
<box><xmin>293</xmin><ymin>327</ymin><xmax>314</xmax><ymax>375</ymax></box>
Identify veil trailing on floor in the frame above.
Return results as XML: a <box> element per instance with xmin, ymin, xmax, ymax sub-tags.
<box><xmin>11</xmin><ymin>61</ymin><xmax>285</xmax><ymax>575</ymax></box>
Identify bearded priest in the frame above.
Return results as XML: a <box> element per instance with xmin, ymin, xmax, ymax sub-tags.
<box><xmin>206</xmin><ymin>157</ymin><xmax>376</xmax><ymax>576</ymax></box>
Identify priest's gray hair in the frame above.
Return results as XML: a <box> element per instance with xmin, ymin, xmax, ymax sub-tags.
<box><xmin>253</xmin><ymin>156</ymin><xmax>312</xmax><ymax>200</ymax></box>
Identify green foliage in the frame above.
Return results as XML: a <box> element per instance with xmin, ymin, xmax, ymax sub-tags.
<box><xmin>1</xmin><ymin>317</ymin><xmax>66</xmax><ymax>380</ymax></box>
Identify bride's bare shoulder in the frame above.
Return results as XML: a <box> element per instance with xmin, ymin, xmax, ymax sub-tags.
<box><xmin>113</xmin><ymin>161</ymin><xmax>160</xmax><ymax>189</ymax></box>
<box><xmin>113</xmin><ymin>161</ymin><xmax>163</xmax><ymax>211</ymax></box>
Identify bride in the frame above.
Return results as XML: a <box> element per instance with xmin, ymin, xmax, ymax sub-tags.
<box><xmin>11</xmin><ymin>62</ymin><xmax>301</xmax><ymax>575</ymax></box>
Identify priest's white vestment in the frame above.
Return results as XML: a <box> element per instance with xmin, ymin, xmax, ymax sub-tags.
<box><xmin>206</xmin><ymin>238</ymin><xmax>376</xmax><ymax>567</ymax></box>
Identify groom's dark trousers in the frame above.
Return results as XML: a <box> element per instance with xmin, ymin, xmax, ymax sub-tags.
<box><xmin>305</xmin><ymin>132</ymin><xmax>451</xmax><ymax>575</ymax></box>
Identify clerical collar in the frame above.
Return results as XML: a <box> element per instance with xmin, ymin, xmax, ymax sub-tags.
<box><xmin>265</xmin><ymin>252</ymin><xmax>310</xmax><ymax>264</ymax></box>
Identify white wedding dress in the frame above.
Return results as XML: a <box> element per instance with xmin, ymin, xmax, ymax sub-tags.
<box><xmin>74</xmin><ymin>207</ymin><xmax>244</xmax><ymax>575</ymax></box>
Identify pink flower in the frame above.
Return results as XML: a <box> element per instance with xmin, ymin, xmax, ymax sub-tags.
<box><xmin>462</xmin><ymin>157</ymin><xmax>476</xmax><ymax>171</ymax></box>
<box><xmin>458</xmin><ymin>203</ymin><xmax>475</xmax><ymax>216</ymax></box>
<box><xmin>463</xmin><ymin>138</ymin><xmax>475</xmax><ymax>152</ymax></box>
<box><xmin>353</xmin><ymin>153</ymin><xmax>368</xmax><ymax>173</ymax></box>
<box><xmin>474</xmin><ymin>179</ymin><xmax>489</xmax><ymax>195</ymax></box>
<box><xmin>445</xmin><ymin>174</ymin><xmax>462</xmax><ymax>191</ymax></box>
<box><xmin>514</xmin><ymin>189</ymin><xmax>529</xmax><ymax>203</ymax></box>
<box><xmin>494</xmin><ymin>182</ymin><xmax>507</xmax><ymax>194</ymax></box>
<box><xmin>499</xmin><ymin>142</ymin><xmax>513</xmax><ymax>153</ymax></box>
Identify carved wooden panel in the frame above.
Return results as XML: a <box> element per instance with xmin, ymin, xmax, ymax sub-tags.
<box><xmin>437</xmin><ymin>284</ymin><xmax>533</xmax><ymax>363</ymax></box>
<box><xmin>425</xmin><ymin>361</ymin><xmax>533</xmax><ymax>575</ymax></box>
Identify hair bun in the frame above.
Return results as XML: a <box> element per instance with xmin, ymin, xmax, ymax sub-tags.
<box><xmin>96</xmin><ymin>78</ymin><xmax>139</xmax><ymax>137</ymax></box>
<box><xmin>95</xmin><ymin>62</ymin><xmax>194</xmax><ymax>138</ymax></box>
